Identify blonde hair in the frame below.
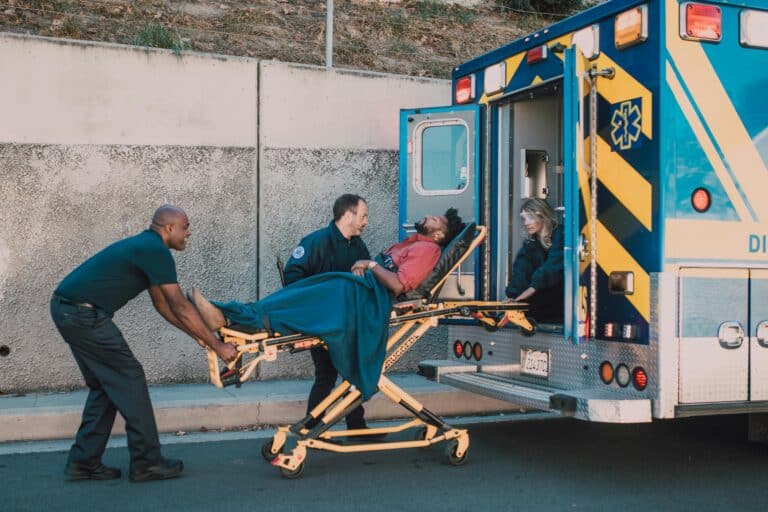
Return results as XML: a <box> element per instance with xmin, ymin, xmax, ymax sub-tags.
<box><xmin>520</xmin><ymin>198</ymin><xmax>558</xmax><ymax>250</ymax></box>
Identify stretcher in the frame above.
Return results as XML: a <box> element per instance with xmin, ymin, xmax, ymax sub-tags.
<box><xmin>204</xmin><ymin>224</ymin><xmax>534</xmax><ymax>478</ymax></box>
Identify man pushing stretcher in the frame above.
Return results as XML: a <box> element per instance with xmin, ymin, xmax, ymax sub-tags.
<box><xmin>190</xmin><ymin>208</ymin><xmax>465</xmax><ymax>401</ymax></box>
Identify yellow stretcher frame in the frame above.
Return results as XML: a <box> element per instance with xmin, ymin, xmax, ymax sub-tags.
<box><xmin>203</xmin><ymin>226</ymin><xmax>534</xmax><ymax>478</ymax></box>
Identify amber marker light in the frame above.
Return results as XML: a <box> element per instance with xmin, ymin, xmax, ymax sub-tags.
<box><xmin>599</xmin><ymin>361</ymin><xmax>614</xmax><ymax>384</ymax></box>
<box><xmin>615</xmin><ymin>4</ymin><xmax>648</xmax><ymax>49</ymax></box>
<box><xmin>691</xmin><ymin>187</ymin><xmax>711</xmax><ymax>213</ymax></box>
<box><xmin>632</xmin><ymin>367</ymin><xmax>649</xmax><ymax>391</ymax></box>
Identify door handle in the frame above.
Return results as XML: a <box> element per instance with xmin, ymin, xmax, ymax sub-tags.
<box><xmin>757</xmin><ymin>321</ymin><xmax>768</xmax><ymax>348</ymax></box>
<box><xmin>577</xmin><ymin>235</ymin><xmax>587</xmax><ymax>262</ymax></box>
<box><xmin>718</xmin><ymin>321</ymin><xmax>745</xmax><ymax>349</ymax></box>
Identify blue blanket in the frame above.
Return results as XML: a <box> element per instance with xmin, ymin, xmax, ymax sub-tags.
<box><xmin>213</xmin><ymin>271</ymin><xmax>393</xmax><ymax>400</ymax></box>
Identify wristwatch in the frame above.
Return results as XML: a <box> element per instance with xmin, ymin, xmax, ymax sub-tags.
<box><xmin>368</xmin><ymin>261</ymin><xmax>378</xmax><ymax>270</ymax></box>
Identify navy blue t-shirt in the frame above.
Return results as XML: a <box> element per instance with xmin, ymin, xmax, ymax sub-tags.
<box><xmin>55</xmin><ymin>230</ymin><xmax>177</xmax><ymax>313</ymax></box>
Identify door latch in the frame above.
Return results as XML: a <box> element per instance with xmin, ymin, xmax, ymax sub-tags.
<box><xmin>757</xmin><ymin>320</ymin><xmax>768</xmax><ymax>348</ymax></box>
<box><xmin>718</xmin><ymin>321</ymin><xmax>745</xmax><ymax>349</ymax></box>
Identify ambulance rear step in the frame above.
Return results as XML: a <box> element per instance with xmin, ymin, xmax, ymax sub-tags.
<box><xmin>419</xmin><ymin>360</ymin><xmax>652</xmax><ymax>423</ymax></box>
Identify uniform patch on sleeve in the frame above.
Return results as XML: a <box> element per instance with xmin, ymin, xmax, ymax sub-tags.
<box><xmin>291</xmin><ymin>246</ymin><xmax>306</xmax><ymax>259</ymax></box>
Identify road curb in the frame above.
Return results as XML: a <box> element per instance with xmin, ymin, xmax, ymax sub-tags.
<box><xmin>0</xmin><ymin>375</ymin><xmax>519</xmax><ymax>442</ymax></box>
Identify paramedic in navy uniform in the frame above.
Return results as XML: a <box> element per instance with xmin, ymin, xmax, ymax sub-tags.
<box><xmin>50</xmin><ymin>205</ymin><xmax>237</xmax><ymax>482</ymax></box>
<box><xmin>284</xmin><ymin>194</ymin><xmax>371</xmax><ymax>430</ymax></box>
<box><xmin>505</xmin><ymin>198</ymin><xmax>565</xmax><ymax>323</ymax></box>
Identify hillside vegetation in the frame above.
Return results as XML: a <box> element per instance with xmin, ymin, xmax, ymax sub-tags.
<box><xmin>0</xmin><ymin>0</ymin><xmax>588</xmax><ymax>78</ymax></box>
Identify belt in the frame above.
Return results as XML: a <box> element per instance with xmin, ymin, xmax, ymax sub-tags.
<box><xmin>52</xmin><ymin>294</ymin><xmax>96</xmax><ymax>309</ymax></box>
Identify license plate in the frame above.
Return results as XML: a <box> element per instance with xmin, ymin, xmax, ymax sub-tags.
<box><xmin>521</xmin><ymin>348</ymin><xmax>549</xmax><ymax>378</ymax></box>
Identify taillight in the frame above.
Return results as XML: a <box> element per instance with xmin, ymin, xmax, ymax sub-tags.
<box><xmin>455</xmin><ymin>75</ymin><xmax>475</xmax><ymax>104</ymax></box>
<box><xmin>453</xmin><ymin>340</ymin><xmax>463</xmax><ymax>358</ymax></box>
<box><xmin>526</xmin><ymin>44</ymin><xmax>548</xmax><ymax>64</ymax></box>
<box><xmin>691</xmin><ymin>187</ymin><xmax>711</xmax><ymax>212</ymax></box>
<box><xmin>680</xmin><ymin>2</ymin><xmax>722</xmax><ymax>42</ymax></box>
<box><xmin>463</xmin><ymin>341</ymin><xmax>472</xmax><ymax>360</ymax></box>
<box><xmin>632</xmin><ymin>367</ymin><xmax>648</xmax><ymax>390</ymax></box>
<box><xmin>472</xmin><ymin>342</ymin><xmax>483</xmax><ymax>361</ymax></box>
<box><xmin>599</xmin><ymin>361</ymin><xmax>614</xmax><ymax>384</ymax></box>
<box><xmin>615</xmin><ymin>364</ymin><xmax>631</xmax><ymax>387</ymax></box>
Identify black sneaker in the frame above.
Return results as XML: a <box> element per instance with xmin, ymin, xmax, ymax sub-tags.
<box><xmin>129</xmin><ymin>458</ymin><xmax>184</xmax><ymax>483</ymax></box>
<box><xmin>65</xmin><ymin>462</ymin><xmax>121</xmax><ymax>481</ymax></box>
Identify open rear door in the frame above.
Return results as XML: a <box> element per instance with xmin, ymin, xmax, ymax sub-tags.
<box><xmin>563</xmin><ymin>46</ymin><xmax>589</xmax><ymax>344</ymax></box>
<box><xmin>399</xmin><ymin>105</ymin><xmax>480</xmax><ymax>299</ymax></box>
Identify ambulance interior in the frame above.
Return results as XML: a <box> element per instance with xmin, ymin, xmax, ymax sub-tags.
<box><xmin>495</xmin><ymin>81</ymin><xmax>565</xmax><ymax>329</ymax></box>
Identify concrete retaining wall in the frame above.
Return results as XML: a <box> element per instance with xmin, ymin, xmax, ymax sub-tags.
<box><xmin>0</xmin><ymin>33</ymin><xmax>450</xmax><ymax>392</ymax></box>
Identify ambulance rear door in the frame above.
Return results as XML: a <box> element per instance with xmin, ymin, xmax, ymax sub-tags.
<box><xmin>399</xmin><ymin>105</ymin><xmax>480</xmax><ymax>299</ymax></box>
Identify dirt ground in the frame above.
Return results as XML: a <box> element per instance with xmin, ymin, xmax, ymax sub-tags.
<box><xmin>0</xmin><ymin>0</ymin><xmax>567</xmax><ymax>78</ymax></box>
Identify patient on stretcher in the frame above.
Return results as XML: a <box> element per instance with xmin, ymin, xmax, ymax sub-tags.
<box><xmin>189</xmin><ymin>209</ymin><xmax>465</xmax><ymax>400</ymax></box>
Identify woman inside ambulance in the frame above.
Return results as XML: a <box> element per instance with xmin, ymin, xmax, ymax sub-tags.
<box><xmin>504</xmin><ymin>198</ymin><xmax>564</xmax><ymax>324</ymax></box>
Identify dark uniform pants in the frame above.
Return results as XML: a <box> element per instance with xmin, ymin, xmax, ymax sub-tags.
<box><xmin>307</xmin><ymin>346</ymin><xmax>366</xmax><ymax>429</ymax></box>
<box><xmin>50</xmin><ymin>298</ymin><xmax>162</xmax><ymax>472</ymax></box>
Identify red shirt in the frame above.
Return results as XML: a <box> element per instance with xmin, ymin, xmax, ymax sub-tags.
<box><xmin>384</xmin><ymin>234</ymin><xmax>441</xmax><ymax>293</ymax></box>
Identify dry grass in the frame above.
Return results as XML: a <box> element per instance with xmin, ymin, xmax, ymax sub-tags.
<box><xmin>0</xmin><ymin>0</ymin><xmax>566</xmax><ymax>78</ymax></box>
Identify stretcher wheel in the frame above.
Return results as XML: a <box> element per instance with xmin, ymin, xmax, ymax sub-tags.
<box><xmin>261</xmin><ymin>439</ymin><xmax>277</xmax><ymax>462</ymax></box>
<box><xmin>482</xmin><ymin>313</ymin><xmax>503</xmax><ymax>332</ymax></box>
<box><xmin>445</xmin><ymin>440</ymin><xmax>468</xmax><ymax>466</ymax></box>
<box><xmin>521</xmin><ymin>318</ymin><xmax>538</xmax><ymax>337</ymax></box>
<box><xmin>459</xmin><ymin>306</ymin><xmax>471</xmax><ymax>317</ymax></box>
<box><xmin>279</xmin><ymin>462</ymin><xmax>305</xmax><ymax>479</ymax></box>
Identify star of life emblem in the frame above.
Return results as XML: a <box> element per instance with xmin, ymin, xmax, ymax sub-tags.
<box><xmin>610</xmin><ymin>98</ymin><xmax>643</xmax><ymax>151</ymax></box>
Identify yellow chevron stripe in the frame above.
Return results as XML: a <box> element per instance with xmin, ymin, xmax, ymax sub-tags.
<box><xmin>665</xmin><ymin>0</ymin><xmax>768</xmax><ymax>221</ymax></box>
<box><xmin>596</xmin><ymin>138</ymin><xmax>652</xmax><ymax>230</ymax></box>
<box><xmin>596</xmin><ymin>222</ymin><xmax>651</xmax><ymax>322</ymax></box>
<box><xmin>550</xmin><ymin>34</ymin><xmax>652</xmax><ymax>139</ymax></box>
<box><xmin>665</xmin><ymin>62</ymin><xmax>750</xmax><ymax>221</ymax></box>
<box><xmin>531</xmin><ymin>75</ymin><xmax>544</xmax><ymax>85</ymax></box>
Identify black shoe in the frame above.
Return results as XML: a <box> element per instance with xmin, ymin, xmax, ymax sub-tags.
<box><xmin>65</xmin><ymin>462</ymin><xmax>121</xmax><ymax>481</ymax></box>
<box><xmin>129</xmin><ymin>458</ymin><xmax>184</xmax><ymax>483</ymax></box>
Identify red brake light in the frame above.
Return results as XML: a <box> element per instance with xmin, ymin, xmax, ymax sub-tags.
<box><xmin>455</xmin><ymin>75</ymin><xmax>474</xmax><ymax>104</ymax></box>
<box><xmin>682</xmin><ymin>3</ymin><xmax>722</xmax><ymax>42</ymax></box>
<box><xmin>453</xmin><ymin>340</ymin><xmax>464</xmax><ymax>358</ymax></box>
<box><xmin>526</xmin><ymin>44</ymin><xmax>548</xmax><ymax>64</ymax></box>
<box><xmin>632</xmin><ymin>367</ymin><xmax>648</xmax><ymax>391</ymax></box>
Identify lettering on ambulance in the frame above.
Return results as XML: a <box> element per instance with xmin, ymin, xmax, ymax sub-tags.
<box><xmin>750</xmin><ymin>234</ymin><xmax>767</xmax><ymax>254</ymax></box>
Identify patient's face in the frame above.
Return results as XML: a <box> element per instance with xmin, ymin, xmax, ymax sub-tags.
<box><xmin>415</xmin><ymin>215</ymin><xmax>448</xmax><ymax>241</ymax></box>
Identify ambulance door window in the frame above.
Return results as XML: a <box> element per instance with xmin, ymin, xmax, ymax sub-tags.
<box><xmin>415</xmin><ymin>121</ymin><xmax>469</xmax><ymax>195</ymax></box>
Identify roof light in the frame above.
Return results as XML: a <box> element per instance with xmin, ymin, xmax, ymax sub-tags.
<box><xmin>680</xmin><ymin>2</ymin><xmax>722</xmax><ymax>42</ymax></box>
<box><xmin>741</xmin><ymin>9</ymin><xmax>768</xmax><ymax>49</ymax></box>
<box><xmin>691</xmin><ymin>187</ymin><xmax>711</xmax><ymax>212</ymax></box>
<box><xmin>632</xmin><ymin>367</ymin><xmax>648</xmax><ymax>391</ymax></box>
<box><xmin>615</xmin><ymin>4</ymin><xmax>648</xmax><ymax>49</ymax></box>
<box><xmin>483</xmin><ymin>62</ymin><xmax>506</xmax><ymax>95</ymax></box>
<box><xmin>615</xmin><ymin>364</ymin><xmax>631</xmax><ymax>387</ymax></box>
<box><xmin>526</xmin><ymin>44</ymin><xmax>548</xmax><ymax>64</ymax></box>
<box><xmin>472</xmin><ymin>342</ymin><xmax>483</xmax><ymax>361</ymax></box>
<box><xmin>571</xmin><ymin>24</ymin><xmax>600</xmax><ymax>59</ymax></box>
<box><xmin>455</xmin><ymin>75</ymin><xmax>475</xmax><ymax>104</ymax></box>
<box><xmin>599</xmin><ymin>361</ymin><xmax>614</xmax><ymax>384</ymax></box>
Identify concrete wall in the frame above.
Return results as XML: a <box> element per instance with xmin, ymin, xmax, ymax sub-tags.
<box><xmin>0</xmin><ymin>33</ymin><xmax>450</xmax><ymax>392</ymax></box>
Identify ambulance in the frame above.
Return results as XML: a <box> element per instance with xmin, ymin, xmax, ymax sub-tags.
<box><xmin>404</xmin><ymin>0</ymin><xmax>768</xmax><ymax>426</ymax></box>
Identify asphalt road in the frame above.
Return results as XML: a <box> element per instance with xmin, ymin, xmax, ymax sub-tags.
<box><xmin>1</xmin><ymin>414</ymin><xmax>766</xmax><ymax>511</ymax></box>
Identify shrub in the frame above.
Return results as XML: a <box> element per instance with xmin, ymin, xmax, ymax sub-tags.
<box><xmin>132</xmin><ymin>23</ymin><xmax>185</xmax><ymax>55</ymax></box>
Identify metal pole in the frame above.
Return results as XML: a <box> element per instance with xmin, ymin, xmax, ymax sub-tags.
<box><xmin>326</xmin><ymin>0</ymin><xmax>334</xmax><ymax>68</ymax></box>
